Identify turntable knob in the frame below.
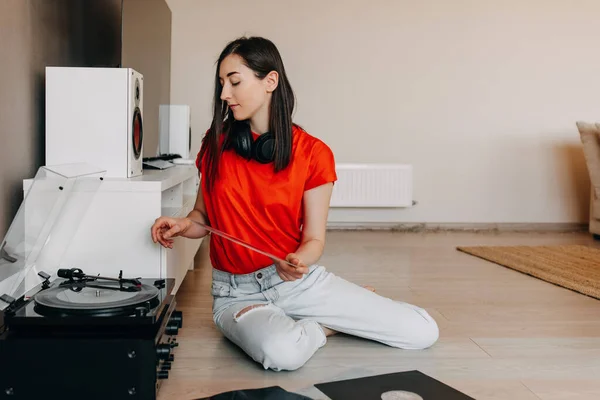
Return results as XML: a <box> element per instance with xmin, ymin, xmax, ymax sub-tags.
<box><xmin>165</xmin><ymin>322</ymin><xmax>179</xmax><ymax>335</ymax></box>
<box><xmin>161</xmin><ymin>362</ymin><xmax>172</xmax><ymax>370</ymax></box>
<box><xmin>157</xmin><ymin>370</ymin><xmax>169</xmax><ymax>380</ymax></box>
<box><xmin>170</xmin><ymin>310</ymin><xmax>183</xmax><ymax>328</ymax></box>
<box><xmin>135</xmin><ymin>306</ymin><xmax>148</xmax><ymax>317</ymax></box>
<box><xmin>156</xmin><ymin>344</ymin><xmax>171</xmax><ymax>360</ymax></box>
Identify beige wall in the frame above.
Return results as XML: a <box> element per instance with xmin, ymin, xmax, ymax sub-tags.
<box><xmin>166</xmin><ymin>0</ymin><xmax>599</xmax><ymax>226</ymax></box>
<box><xmin>122</xmin><ymin>0</ymin><xmax>172</xmax><ymax>157</ymax></box>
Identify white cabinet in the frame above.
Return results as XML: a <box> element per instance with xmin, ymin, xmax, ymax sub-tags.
<box><xmin>23</xmin><ymin>166</ymin><xmax>202</xmax><ymax>294</ymax></box>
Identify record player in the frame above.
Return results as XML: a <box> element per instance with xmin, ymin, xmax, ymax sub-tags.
<box><xmin>0</xmin><ymin>164</ymin><xmax>182</xmax><ymax>400</ymax></box>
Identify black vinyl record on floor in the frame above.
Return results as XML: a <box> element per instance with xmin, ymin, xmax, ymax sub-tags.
<box><xmin>197</xmin><ymin>386</ymin><xmax>313</xmax><ymax>400</ymax></box>
<box><xmin>314</xmin><ymin>370</ymin><xmax>475</xmax><ymax>400</ymax></box>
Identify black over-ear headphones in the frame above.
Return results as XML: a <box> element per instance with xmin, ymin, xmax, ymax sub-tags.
<box><xmin>229</xmin><ymin>120</ymin><xmax>275</xmax><ymax>164</ymax></box>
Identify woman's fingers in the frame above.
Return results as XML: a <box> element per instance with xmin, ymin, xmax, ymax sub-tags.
<box><xmin>284</xmin><ymin>254</ymin><xmax>309</xmax><ymax>278</ymax></box>
<box><xmin>152</xmin><ymin>217</ymin><xmax>171</xmax><ymax>244</ymax></box>
<box><xmin>293</xmin><ymin>262</ymin><xmax>308</xmax><ymax>275</ymax></box>
<box><xmin>151</xmin><ymin>219</ymin><xmax>162</xmax><ymax>243</ymax></box>
<box><xmin>151</xmin><ymin>217</ymin><xmax>186</xmax><ymax>249</ymax></box>
<box><xmin>281</xmin><ymin>263</ymin><xmax>303</xmax><ymax>280</ymax></box>
<box><xmin>157</xmin><ymin>226</ymin><xmax>175</xmax><ymax>248</ymax></box>
<box><xmin>275</xmin><ymin>260</ymin><xmax>299</xmax><ymax>281</ymax></box>
<box><xmin>285</xmin><ymin>254</ymin><xmax>309</xmax><ymax>275</ymax></box>
<box><xmin>163</xmin><ymin>224</ymin><xmax>181</xmax><ymax>240</ymax></box>
<box><xmin>160</xmin><ymin>233</ymin><xmax>173</xmax><ymax>248</ymax></box>
<box><xmin>278</xmin><ymin>268</ymin><xmax>296</xmax><ymax>281</ymax></box>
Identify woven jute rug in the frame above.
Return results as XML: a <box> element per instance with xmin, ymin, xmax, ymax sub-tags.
<box><xmin>456</xmin><ymin>244</ymin><xmax>600</xmax><ymax>300</ymax></box>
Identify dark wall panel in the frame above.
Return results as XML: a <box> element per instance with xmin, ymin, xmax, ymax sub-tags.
<box><xmin>0</xmin><ymin>0</ymin><xmax>122</xmax><ymax>235</ymax></box>
<box><xmin>0</xmin><ymin>0</ymin><xmax>172</xmax><ymax>236</ymax></box>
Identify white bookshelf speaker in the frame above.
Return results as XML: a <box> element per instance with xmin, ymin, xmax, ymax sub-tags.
<box><xmin>45</xmin><ymin>67</ymin><xmax>144</xmax><ymax>178</ymax></box>
<box><xmin>159</xmin><ymin>104</ymin><xmax>191</xmax><ymax>159</ymax></box>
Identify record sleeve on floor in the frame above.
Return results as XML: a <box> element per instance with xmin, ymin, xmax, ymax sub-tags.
<box><xmin>314</xmin><ymin>370</ymin><xmax>475</xmax><ymax>400</ymax></box>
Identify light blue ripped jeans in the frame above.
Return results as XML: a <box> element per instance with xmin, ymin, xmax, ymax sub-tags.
<box><xmin>211</xmin><ymin>264</ymin><xmax>439</xmax><ymax>371</ymax></box>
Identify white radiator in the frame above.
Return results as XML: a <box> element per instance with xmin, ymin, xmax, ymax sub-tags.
<box><xmin>329</xmin><ymin>164</ymin><xmax>413</xmax><ymax>207</ymax></box>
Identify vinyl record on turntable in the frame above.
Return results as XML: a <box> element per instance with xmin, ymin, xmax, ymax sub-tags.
<box><xmin>33</xmin><ymin>281</ymin><xmax>160</xmax><ymax>317</ymax></box>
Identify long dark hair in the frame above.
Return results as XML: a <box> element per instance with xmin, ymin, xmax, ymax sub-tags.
<box><xmin>199</xmin><ymin>36</ymin><xmax>297</xmax><ymax>191</ymax></box>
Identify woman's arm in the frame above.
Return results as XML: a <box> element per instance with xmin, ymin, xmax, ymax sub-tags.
<box><xmin>275</xmin><ymin>181</ymin><xmax>333</xmax><ymax>281</ymax></box>
<box><xmin>152</xmin><ymin>177</ymin><xmax>210</xmax><ymax>246</ymax></box>
<box><xmin>293</xmin><ymin>182</ymin><xmax>334</xmax><ymax>266</ymax></box>
<box><xmin>182</xmin><ymin>177</ymin><xmax>211</xmax><ymax>239</ymax></box>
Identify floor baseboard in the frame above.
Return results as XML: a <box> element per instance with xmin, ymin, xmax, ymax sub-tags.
<box><xmin>326</xmin><ymin>222</ymin><xmax>589</xmax><ymax>233</ymax></box>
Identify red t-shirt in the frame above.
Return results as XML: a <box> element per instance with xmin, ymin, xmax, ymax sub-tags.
<box><xmin>196</xmin><ymin>125</ymin><xmax>337</xmax><ymax>274</ymax></box>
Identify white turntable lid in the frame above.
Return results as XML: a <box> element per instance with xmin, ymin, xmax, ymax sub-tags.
<box><xmin>0</xmin><ymin>163</ymin><xmax>105</xmax><ymax>309</ymax></box>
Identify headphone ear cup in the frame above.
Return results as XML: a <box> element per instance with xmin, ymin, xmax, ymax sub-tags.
<box><xmin>232</xmin><ymin>121</ymin><xmax>253</xmax><ymax>160</ymax></box>
<box><xmin>253</xmin><ymin>133</ymin><xmax>275</xmax><ymax>164</ymax></box>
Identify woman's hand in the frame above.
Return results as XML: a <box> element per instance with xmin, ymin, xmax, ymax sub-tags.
<box><xmin>151</xmin><ymin>217</ymin><xmax>193</xmax><ymax>249</ymax></box>
<box><xmin>275</xmin><ymin>253</ymin><xmax>309</xmax><ymax>281</ymax></box>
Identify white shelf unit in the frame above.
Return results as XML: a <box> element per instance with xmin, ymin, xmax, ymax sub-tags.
<box><xmin>23</xmin><ymin>166</ymin><xmax>202</xmax><ymax>294</ymax></box>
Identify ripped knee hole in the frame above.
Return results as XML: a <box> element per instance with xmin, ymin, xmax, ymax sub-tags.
<box><xmin>234</xmin><ymin>304</ymin><xmax>269</xmax><ymax>321</ymax></box>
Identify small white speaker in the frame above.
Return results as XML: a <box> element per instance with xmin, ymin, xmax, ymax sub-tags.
<box><xmin>45</xmin><ymin>67</ymin><xmax>144</xmax><ymax>178</ymax></box>
<box><xmin>159</xmin><ymin>104</ymin><xmax>192</xmax><ymax>159</ymax></box>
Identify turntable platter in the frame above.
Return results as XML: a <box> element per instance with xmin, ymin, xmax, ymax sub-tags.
<box><xmin>55</xmin><ymin>287</ymin><xmax>140</xmax><ymax>304</ymax></box>
<box><xmin>33</xmin><ymin>282</ymin><xmax>160</xmax><ymax>317</ymax></box>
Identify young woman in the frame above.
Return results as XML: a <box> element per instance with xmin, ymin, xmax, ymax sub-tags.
<box><xmin>150</xmin><ymin>36</ymin><xmax>438</xmax><ymax>371</ymax></box>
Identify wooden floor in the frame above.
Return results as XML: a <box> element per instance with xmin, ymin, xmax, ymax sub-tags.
<box><xmin>158</xmin><ymin>230</ymin><xmax>600</xmax><ymax>400</ymax></box>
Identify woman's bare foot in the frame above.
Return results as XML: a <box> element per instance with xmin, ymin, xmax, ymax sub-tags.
<box><xmin>321</xmin><ymin>285</ymin><xmax>376</xmax><ymax>337</ymax></box>
<box><xmin>322</xmin><ymin>326</ymin><xmax>338</xmax><ymax>337</ymax></box>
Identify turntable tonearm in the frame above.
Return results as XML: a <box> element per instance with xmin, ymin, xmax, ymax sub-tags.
<box><xmin>0</xmin><ymin>164</ymin><xmax>182</xmax><ymax>400</ymax></box>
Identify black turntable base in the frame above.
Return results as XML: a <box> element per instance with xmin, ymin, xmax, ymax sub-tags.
<box><xmin>0</xmin><ymin>269</ymin><xmax>183</xmax><ymax>400</ymax></box>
